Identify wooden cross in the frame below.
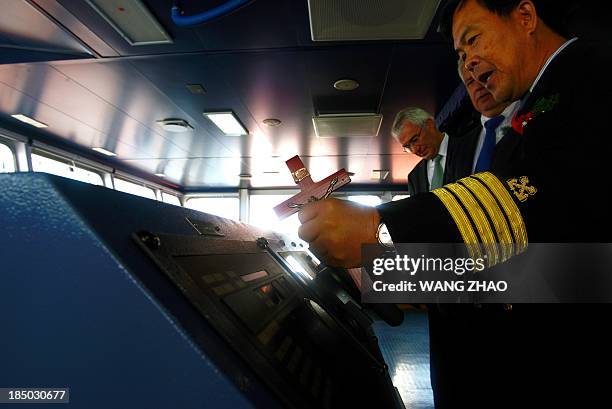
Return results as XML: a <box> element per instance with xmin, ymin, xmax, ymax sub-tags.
<box><xmin>273</xmin><ymin>155</ymin><xmax>351</xmax><ymax>220</ymax></box>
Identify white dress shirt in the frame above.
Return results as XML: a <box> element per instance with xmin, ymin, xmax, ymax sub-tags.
<box><xmin>427</xmin><ymin>133</ymin><xmax>449</xmax><ymax>187</ymax></box>
<box><xmin>471</xmin><ymin>101</ymin><xmax>520</xmax><ymax>172</ymax></box>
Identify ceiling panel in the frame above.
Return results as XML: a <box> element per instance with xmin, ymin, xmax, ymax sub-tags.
<box><xmin>51</xmin><ymin>58</ymin><xmax>234</xmax><ymax>158</ymax></box>
<box><xmin>0</xmin><ymin>0</ymin><xmax>463</xmax><ymax>191</ymax></box>
<box><xmin>305</xmin><ymin>45</ymin><xmax>393</xmax><ymax>115</ymax></box>
<box><xmin>0</xmin><ymin>62</ymin><xmax>188</xmax><ymax>159</ymax></box>
<box><xmin>127</xmin><ymin>53</ymin><xmax>256</xmax><ymax>159</ymax></box>
<box><xmin>0</xmin><ymin>0</ymin><xmax>93</xmax><ymax>56</ymax></box>
<box><xmin>190</xmin><ymin>0</ymin><xmax>299</xmax><ymax>50</ymax></box>
<box><xmin>55</xmin><ymin>0</ymin><xmax>206</xmax><ymax>56</ymax></box>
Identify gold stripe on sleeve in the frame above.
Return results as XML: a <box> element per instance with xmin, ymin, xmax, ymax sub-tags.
<box><xmin>444</xmin><ymin>183</ymin><xmax>499</xmax><ymax>267</ymax></box>
<box><xmin>459</xmin><ymin>176</ymin><xmax>515</xmax><ymax>262</ymax></box>
<box><xmin>472</xmin><ymin>172</ymin><xmax>528</xmax><ymax>253</ymax></box>
<box><xmin>432</xmin><ymin>187</ymin><xmax>483</xmax><ymax>261</ymax></box>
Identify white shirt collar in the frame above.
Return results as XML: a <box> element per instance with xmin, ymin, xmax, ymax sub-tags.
<box><xmin>480</xmin><ymin>100</ymin><xmax>521</xmax><ymax>125</ymax></box>
<box><xmin>437</xmin><ymin>132</ymin><xmax>449</xmax><ymax>159</ymax></box>
<box><xmin>530</xmin><ymin>37</ymin><xmax>578</xmax><ymax>93</ymax></box>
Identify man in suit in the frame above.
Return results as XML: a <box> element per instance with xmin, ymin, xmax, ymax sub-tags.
<box><xmin>391</xmin><ymin>107</ymin><xmax>451</xmax><ymax>195</ymax></box>
<box><xmin>297</xmin><ymin>0</ymin><xmax>612</xmax><ymax>406</ymax></box>
<box><xmin>450</xmin><ymin>64</ymin><xmax>519</xmax><ymax>175</ymax></box>
<box><xmin>425</xmin><ymin>63</ymin><xmax>521</xmax><ymax>409</ymax></box>
<box><xmin>400</xmin><ymin>72</ymin><xmax>518</xmax><ymax>197</ymax></box>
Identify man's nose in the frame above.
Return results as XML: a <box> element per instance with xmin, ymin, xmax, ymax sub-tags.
<box><xmin>465</xmin><ymin>55</ymin><xmax>480</xmax><ymax>79</ymax></box>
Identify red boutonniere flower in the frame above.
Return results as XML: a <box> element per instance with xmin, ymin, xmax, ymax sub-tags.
<box><xmin>510</xmin><ymin>93</ymin><xmax>560</xmax><ymax>135</ymax></box>
<box><xmin>511</xmin><ymin>111</ymin><xmax>535</xmax><ymax>135</ymax></box>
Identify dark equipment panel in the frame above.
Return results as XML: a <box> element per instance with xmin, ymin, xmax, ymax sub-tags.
<box><xmin>1</xmin><ymin>173</ymin><xmax>404</xmax><ymax>409</ymax></box>
<box><xmin>134</xmin><ymin>234</ymin><xmax>401</xmax><ymax>409</ymax></box>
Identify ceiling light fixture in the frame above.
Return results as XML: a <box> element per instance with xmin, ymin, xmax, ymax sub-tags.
<box><xmin>92</xmin><ymin>147</ymin><xmax>117</xmax><ymax>157</ymax></box>
<box><xmin>11</xmin><ymin>114</ymin><xmax>48</xmax><ymax>128</ymax></box>
<box><xmin>333</xmin><ymin>79</ymin><xmax>359</xmax><ymax>91</ymax></box>
<box><xmin>154</xmin><ymin>173</ymin><xmax>166</xmax><ymax>177</ymax></box>
<box><xmin>204</xmin><ymin>111</ymin><xmax>248</xmax><ymax>136</ymax></box>
<box><xmin>86</xmin><ymin>0</ymin><xmax>172</xmax><ymax>45</ymax></box>
<box><xmin>312</xmin><ymin>114</ymin><xmax>383</xmax><ymax>138</ymax></box>
<box><xmin>263</xmin><ymin>118</ymin><xmax>282</xmax><ymax>127</ymax></box>
<box><xmin>156</xmin><ymin>118</ymin><xmax>193</xmax><ymax>132</ymax></box>
<box><xmin>186</xmin><ymin>84</ymin><xmax>206</xmax><ymax>94</ymax></box>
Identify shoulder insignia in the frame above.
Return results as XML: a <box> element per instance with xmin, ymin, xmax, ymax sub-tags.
<box><xmin>507</xmin><ymin>176</ymin><xmax>537</xmax><ymax>202</ymax></box>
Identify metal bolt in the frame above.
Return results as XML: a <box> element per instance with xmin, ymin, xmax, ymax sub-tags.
<box><xmin>139</xmin><ymin>231</ymin><xmax>161</xmax><ymax>250</ymax></box>
<box><xmin>256</xmin><ymin>237</ymin><xmax>269</xmax><ymax>249</ymax></box>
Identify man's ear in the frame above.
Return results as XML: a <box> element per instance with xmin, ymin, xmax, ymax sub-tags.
<box><xmin>425</xmin><ymin>118</ymin><xmax>436</xmax><ymax>132</ymax></box>
<box><xmin>515</xmin><ymin>1</ymin><xmax>538</xmax><ymax>35</ymax></box>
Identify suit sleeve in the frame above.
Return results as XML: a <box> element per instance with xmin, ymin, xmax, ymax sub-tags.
<box><xmin>407</xmin><ymin>173</ymin><xmax>416</xmax><ymax>196</ymax></box>
<box><xmin>377</xmin><ymin>171</ymin><xmax>529</xmax><ymax>267</ymax></box>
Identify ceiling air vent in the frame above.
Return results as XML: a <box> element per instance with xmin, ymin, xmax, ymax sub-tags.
<box><xmin>312</xmin><ymin>114</ymin><xmax>382</xmax><ymax>138</ymax></box>
<box><xmin>308</xmin><ymin>0</ymin><xmax>441</xmax><ymax>41</ymax></box>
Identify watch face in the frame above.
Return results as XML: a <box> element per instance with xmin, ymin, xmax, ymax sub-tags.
<box><xmin>378</xmin><ymin>223</ymin><xmax>393</xmax><ymax>245</ymax></box>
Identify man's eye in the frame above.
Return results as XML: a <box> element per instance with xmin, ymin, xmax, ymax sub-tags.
<box><xmin>467</xmin><ymin>34</ymin><xmax>479</xmax><ymax>46</ymax></box>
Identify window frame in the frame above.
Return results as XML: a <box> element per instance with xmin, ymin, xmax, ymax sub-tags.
<box><xmin>112</xmin><ymin>175</ymin><xmax>158</xmax><ymax>200</ymax></box>
<box><xmin>31</xmin><ymin>148</ymin><xmax>105</xmax><ymax>186</ymax></box>
<box><xmin>0</xmin><ymin>139</ymin><xmax>17</xmax><ymax>173</ymax></box>
<box><xmin>184</xmin><ymin>193</ymin><xmax>241</xmax><ymax>221</ymax></box>
<box><xmin>161</xmin><ymin>191</ymin><xmax>182</xmax><ymax>206</ymax></box>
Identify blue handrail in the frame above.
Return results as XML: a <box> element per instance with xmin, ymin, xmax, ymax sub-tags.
<box><xmin>171</xmin><ymin>0</ymin><xmax>252</xmax><ymax>27</ymax></box>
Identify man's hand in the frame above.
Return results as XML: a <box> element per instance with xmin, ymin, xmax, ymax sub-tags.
<box><xmin>297</xmin><ymin>198</ymin><xmax>381</xmax><ymax>268</ymax></box>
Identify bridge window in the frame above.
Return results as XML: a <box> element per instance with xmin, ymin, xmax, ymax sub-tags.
<box><xmin>113</xmin><ymin>177</ymin><xmax>156</xmax><ymax>200</ymax></box>
<box><xmin>161</xmin><ymin>192</ymin><xmax>181</xmax><ymax>206</ymax></box>
<box><xmin>249</xmin><ymin>194</ymin><xmax>300</xmax><ymax>238</ymax></box>
<box><xmin>392</xmin><ymin>194</ymin><xmax>410</xmax><ymax>201</ymax></box>
<box><xmin>31</xmin><ymin>153</ymin><xmax>103</xmax><ymax>186</ymax></box>
<box><xmin>186</xmin><ymin>197</ymin><xmax>239</xmax><ymax>221</ymax></box>
<box><xmin>0</xmin><ymin>143</ymin><xmax>16</xmax><ymax>173</ymax></box>
<box><xmin>347</xmin><ymin>195</ymin><xmax>382</xmax><ymax>207</ymax></box>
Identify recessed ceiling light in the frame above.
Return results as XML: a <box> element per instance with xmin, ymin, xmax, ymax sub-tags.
<box><xmin>333</xmin><ymin>79</ymin><xmax>359</xmax><ymax>91</ymax></box>
<box><xmin>11</xmin><ymin>114</ymin><xmax>48</xmax><ymax>128</ymax></box>
<box><xmin>156</xmin><ymin>118</ymin><xmax>193</xmax><ymax>132</ymax></box>
<box><xmin>263</xmin><ymin>118</ymin><xmax>282</xmax><ymax>127</ymax></box>
<box><xmin>154</xmin><ymin>173</ymin><xmax>166</xmax><ymax>177</ymax></box>
<box><xmin>204</xmin><ymin>111</ymin><xmax>248</xmax><ymax>136</ymax></box>
<box><xmin>186</xmin><ymin>84</ymin><xmax>206</xmax><ymax>94</ymax></box>
<box><xmin>92</xmin><ymin>147</ymin><xmax>117</xmax><ymax>157</ymax></box>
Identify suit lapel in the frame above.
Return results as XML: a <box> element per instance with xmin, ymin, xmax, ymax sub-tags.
<box><xmin>419</xmin><ymin>160</ymin><xmax>430</xmax><ymax>191</ymax></box>
<box><xmin>407</xmin><ymin>160</ymin><xmax>430</xmax><ymax>195</ymax></box>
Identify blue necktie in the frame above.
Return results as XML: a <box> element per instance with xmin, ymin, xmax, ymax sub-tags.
<box><xmin>475</xmin><ymin>115</ymin><xmax>505</xmax><ymax>173</ymax></box>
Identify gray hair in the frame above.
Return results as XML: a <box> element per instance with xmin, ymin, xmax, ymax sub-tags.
<box><xmin>391</xmin><ymin>107</ymin><xmax>434</xmax><ymax>140</ymax></box>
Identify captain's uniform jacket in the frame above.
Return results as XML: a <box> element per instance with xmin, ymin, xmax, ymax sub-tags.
<box><xmin>377</xmin><ymin>40</ymin><xmax>612</xmax><ymax>407</ymax></box>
